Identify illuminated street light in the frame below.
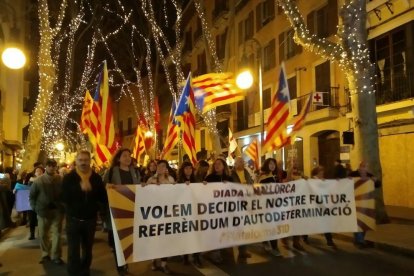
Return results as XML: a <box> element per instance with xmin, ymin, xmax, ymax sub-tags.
<box><xmin>236</xmin><ymin>69</ymin><xmax>254</xmax><ymax>89</ymax></box>
<box><xmin>2</xmin><ymin>47</ymin><xmax>26</xmax><ymax>69</ymax></box>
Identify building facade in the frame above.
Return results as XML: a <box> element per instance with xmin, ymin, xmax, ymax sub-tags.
<box><xmin>178</xmin><ymin>0</ymin><xmax>414</xmax><ymax>208</ymax></box>
<box><xmin>0</xmin><ymin>0</ymin><xmax>30</xmax><ymax>169</ymax></box>
<box><xmin>116</xmin><ymin>0</ymin><xmax>413</xmax><ymax>208</ymax></box>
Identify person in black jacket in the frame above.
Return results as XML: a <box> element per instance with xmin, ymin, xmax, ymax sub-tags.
<box><xmin>204</xmin><ymin>158</ymin><xmax>233</xmax><ymax>183</ymax></box>
<box><xmin>61</xmin><ymin>151</ymin><xmax>108</xmax><ymax>276</ymax></box>
<box><xmin>103</xmin><ymin>148</ymin><xmax>140</xmax><ymax>275</ymax></box>
<box><xmin>204</xmin><ymin>158</ymin><xmax>232</xmax><ymax>264</ymax></box>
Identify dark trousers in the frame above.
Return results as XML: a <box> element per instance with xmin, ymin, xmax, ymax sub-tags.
<box><xmin>324</xmin><ymin>233</ymin><xmax>333</xmax><ymax>243</ymax></box>
<box><xmin>66</xmin><ymin>216</ymin><xmax>96</xmax><ymax>276</ymax></box>
<box><xmin>28</xmin><ymin>210</ymin><xmax>37</xmax><ymax>236</ymax></box>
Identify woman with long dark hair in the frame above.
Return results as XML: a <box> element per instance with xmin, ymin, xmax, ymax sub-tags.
<box><xmin>143</xmin><ymin>160</ymin><xmax>157</xmax><ymax>183</ymax></box>
<box><xmin>204</xmin><ymin>158</ymin><xmax>232</xmax><ymax>264</ymax></box>
<box><xmin>104</xmin><ymin>148</ymin><xmax>140</xmax><ymax>276</ymax></box>
<box><xmin>145</xmin><ymin>159</ymin><xmax>175</xmax><ymax>274</ymax></box>
<box><xmin>204</xmin><ymin>158</ymin><xmax>233</xmax><ymax>183</ymax></box>
<box><xmin>177</xmin><ymin>162</ymin><xmax>202</xmax><ymax>267</ymax></box>
<box><xmin>177</xmin><ymin>161</ymin><xmax>196</xmax><ymax>184</ymax></box>
<box><xmin>258</xmin><ymin>158</ymin><xmax>282</xmax><ymax>255</ymax></box>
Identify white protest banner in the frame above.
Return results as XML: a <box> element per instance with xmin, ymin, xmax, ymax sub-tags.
<box><xmin>108</xmin><ymin>179</ymin><xmax>358</xmax><ymax>264</ymax></box>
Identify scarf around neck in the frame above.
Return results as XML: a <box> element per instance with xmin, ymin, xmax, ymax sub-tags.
<box><xmin>76</xmin><ymin>168</ymin><xmax>92</xmax><ymax>192</ymax></box>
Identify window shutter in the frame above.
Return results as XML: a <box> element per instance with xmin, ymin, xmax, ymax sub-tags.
<box><xmin>268</xmin><ymin>0</ymin><xmax>275</xmax><ymax>20</ymax></box>
<box><xmin>247</xmin><ymin>11</ymin><xmax>254</xmax><ymax>39</ymax></box>
<box><xmin>256</xmin><ymin>3</ymin><xmax>262</xmax><ymax>32</ymax></box>
<box><xmin>327</xmin><ymin>0</ymin><xmax>338</xmax><ymax>37</ymax></box>
<box><xmin>307</xmin><ymin>11</ymin><xmax>315</xmax><ymax>35</ymax></box>
<box><xmin>279</xmin><ymin>32</ymin><xmax>285</xmax><ymax>63</ymax></box>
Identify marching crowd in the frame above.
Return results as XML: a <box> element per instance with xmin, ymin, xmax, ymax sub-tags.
<box><xmin>0</xmin><ymin>148</ymin><xmax>375</xmax><ymax>275</ymax></box>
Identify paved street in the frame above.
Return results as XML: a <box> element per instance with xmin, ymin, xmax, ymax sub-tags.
<box><xmin>1</xmin><ymin>225</ymin><xmax>414</xmax><ymax>276</ymax></box>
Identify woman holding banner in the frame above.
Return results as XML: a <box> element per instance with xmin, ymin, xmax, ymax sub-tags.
<box><xmin>258</xmin><ymin>158</ymin><xmax>284</xmax><ymax>255</ymax></box>
<box><xmin>204</xmin><ymin>158</ymin><xmax>233</xmax><ymax>264</ymax></box>
<box><xmin>308</xmin><ymin>166</ymin><xmax>336</xmax><ymax>248</ymax></box>
<box><xmin>177</xmin><ymin>161</ymin><xmax>203</xmax><ymax>268</ymax></box>
<box><xmin>144</xmin><ymin>159</ymin><xmax>175</xmax><ymax>274</ymax></box>
<box><xmin>143</xmin><ymin>160</ymin><xmax>157</xmax><ymax>183</ymax></box>
<box><xmin>231</xmin><ymin>156</ymin><xmax>254</xmax><ymax>262</ymax></box>
<box><xmin>104</xmin><ymin>148</ymin><xmax>141</xmax><ymax>276</ymax></box>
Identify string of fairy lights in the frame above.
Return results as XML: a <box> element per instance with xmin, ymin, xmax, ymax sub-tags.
<box><xmin>29</xmin><ymin>0</ymin><xmax>246</xmax><ymax>158</ymax></box>
<box><xmin>37</xmin><ymin>0</ymin><xmax>138</xmax><ymax>154</ymax></box>
<box><xmin>193</xmin><ymin>0</ymin><xmax>223</xmax><ymax>135</ymax></box>
<box><xmin>278</xmin><ymin>0</ymin><xmax>375</xmax><ymax>96</ymax></box>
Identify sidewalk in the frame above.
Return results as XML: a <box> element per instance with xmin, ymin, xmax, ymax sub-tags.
<box><xmin>335</xmin><ymin>205</ymin><xmax>414</xmax><ymax>257</ymax></box>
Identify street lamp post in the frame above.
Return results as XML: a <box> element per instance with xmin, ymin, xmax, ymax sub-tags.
<box><xmin>236</xmin><ymin>39</ymin><xmax>264</xmax><ymax>167</ymax></box>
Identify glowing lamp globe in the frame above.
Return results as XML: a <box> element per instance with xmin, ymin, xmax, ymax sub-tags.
<box><xmin>2</xmin><ymin>47</ymin><xmax>26</xmax><ymax>69</ymax></box>
<box><xmin>236</xmin><ymin>70</ymin><xmax>253</xmax><ymax>89</ymax></box>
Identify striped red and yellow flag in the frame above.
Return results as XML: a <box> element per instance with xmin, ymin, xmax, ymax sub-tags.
<box><xmin>132</xmin><ymin>125</ymin><xmax>146</xmax><ymax>164</ymax></box>
<box><xmin>291</xmin><ymin>93</ymin><xmax>312</xmax><ymax>132</ymax></box>
<box><xmin>244</xmin><ymin>138</ymin><xmax>259</xmax><ymax>170</ymax></box>
<box><xmin>175</xmin><ymin>73</ymin><xmax>197</xmax><ymax>165</ymax></box>
<box><xmin>161</xmin><ymin>101</ymin><xmax>179</xmax><ymax>160</ymax></box>
<box><xmin>87</xmin><ymin>61</ymin><xmax>116</xmax><ymax>165</ymax></box>
<box><xmin>97</xmin><ymin>61</ymin><xmax>116</xmax><ymax>150</ymax></box>
<box><xmin>193</xmin><ymin>73</ymin><xmax>244</xmax><ymax>113</ymax></box>
<box><xmin>80</xmin><ymin>90</ymin><xmax>93</xmax><ymax>133</ymax></box>
<box><xmin>263</xmin><ymin>63</ymin><xmax>290</xmax><ymax>153</ymax></box>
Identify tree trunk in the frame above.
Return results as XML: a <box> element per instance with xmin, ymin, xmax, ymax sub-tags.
<box><xmin>21</xmin><ymin>41</ymin><xmax>56</xmax><ymax>171</ymax></box>
<box><xmin>349</xmin><ymin>71</ymin><xmax>389</xmax><ymax>223</ymax></box>
<box><xmin>21</xmin><ymin>0</ymin><xmax>67</xmax><ymax>171</ymax></box>
<box><xmin>278</xmin><ymin>0</ymin><xmax>389</xmax><ymax>223</ymax></box>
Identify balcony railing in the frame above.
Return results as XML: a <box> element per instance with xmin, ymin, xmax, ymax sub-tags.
<box><xmin>294</xmin><ymin>86</ymin><xmax>346</xmax><ymax>114</ymax></box>
<box><xmin>374</xmin><ymin>70</ymin><xmax>414</xmax><ymax>105</ymax></box>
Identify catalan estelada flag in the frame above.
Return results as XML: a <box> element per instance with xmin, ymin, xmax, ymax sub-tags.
<box><xmin>161</xmin><ymin>100</ymin><xmax>179</xmax><ymax>160</ymax></box>
<box><xmin>193</xmin><ymin>73</ymin><xmax>244</xmax><ymax>113</ymax></box>
<box><xmin>175</xmin><ymin>73</ymin><xmax>197</xmax><ymax>165</ymax></box>
<box><xmin>262</xmin><ymin>63</ymin><xmax>290</xmax><ymax>153</ymax></box>
<box><xmin>85</xmin><ymin>61</ymin><xmax>116</xmax><ymax>165</ymax></box>
<box><xmin>244</xmin><ymin>138</ymin><xmax>259</xmax><ymax>170</ymax></box>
